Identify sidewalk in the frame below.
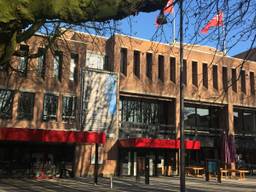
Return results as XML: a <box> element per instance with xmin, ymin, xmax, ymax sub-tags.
<box><xmin>0</xmin><ymin>176</ymin><xmax>256</xmax><ymax>192</ymax></box>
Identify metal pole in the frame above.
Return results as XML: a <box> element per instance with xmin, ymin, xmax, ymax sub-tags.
<box><xmin>94</xmin><ymin>143</ymin><xmax>99</xmax><ymax>185</ymax></box>
<box><xmin>179</xmin><ymin>0</ymin><xmax>185</xmax><ymax>191</ymax></box>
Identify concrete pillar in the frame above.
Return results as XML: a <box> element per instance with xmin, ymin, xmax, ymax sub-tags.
<box><xmin>175</xmin><ymin>97</ymin><xmax>180</xmax><ymax>175</ymax></box>
<box><xmin>73</xmin><ymin>144</ymin><xmax>91</xmax><ymax>177</ymax></box>
<box><xmin>227</xmin><ymin>103</ymin><xmax>236</xmax><ymax>170</ymax></box>
<box><xmin>134</xmin><ymin>152</ymin><xmax>137</xmax><ymax>176</ymax></box>
<box><xmin>128</xmin><ymin>151</ymin><xmax>131</xmax><ymax>176</ymax></box>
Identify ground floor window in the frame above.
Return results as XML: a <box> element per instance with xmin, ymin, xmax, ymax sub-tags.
<box><xmin>234</xmin><ymin>108</ymin><xmax>256</xmax><ymax>134</ymax></box>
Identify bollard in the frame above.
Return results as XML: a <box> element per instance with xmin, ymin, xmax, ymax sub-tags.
<box><xmin>110</xmin><ymin>176</ymin><xmax>113</xmax><ymax>189</ymax></box>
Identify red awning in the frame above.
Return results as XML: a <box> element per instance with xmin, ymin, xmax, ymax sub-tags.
<box><xmin>118</xmin><ymin>138</ymin><xmax>200</xmax><ymax>150</ymax></box>
<box><xmin>0</xmin><ymin>128</ymin><xmax>106</xmax><ymax>144</ymax></box>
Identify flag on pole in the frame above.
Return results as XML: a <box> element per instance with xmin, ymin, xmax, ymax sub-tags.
<box><xmin>163</xmin><ymin>0</ymin><xmax>174</xmax><ymax>14</ymax></box>
<box><xmin>155</xmin><ymin>0</ymin><xmax>174</xmax><ymax>27</ymax></box>
<box><xmin>200</xmin><ymin>11</ymin><xmax>224</xmax><ymax>34</ymax></box>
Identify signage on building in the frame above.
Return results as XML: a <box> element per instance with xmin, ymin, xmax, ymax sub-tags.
<box><xmin>83</xmin><ymin>69</ymin><xmax>118</xmax><ymax>137</ymax></box>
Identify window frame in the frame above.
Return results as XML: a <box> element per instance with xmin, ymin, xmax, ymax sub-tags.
<box><xmin>17</xmin><ymin>92</ymin><xmax>35</xmax><ymax>120</ymax></box>
<box><xmin>0</xmin><ymin>89</ymin><xmax>14</xmax><ymax>119</ymax></box>
<box><xmin>42</xmin><ymin>93</ymin><xmax>58</xmax><ymax>121</ymax></box>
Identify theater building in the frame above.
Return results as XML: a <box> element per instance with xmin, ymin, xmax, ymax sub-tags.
<box><xmin>0</xmin><ymin>30</ymin><xmax>256</xmax><ymax>177</ymax></box>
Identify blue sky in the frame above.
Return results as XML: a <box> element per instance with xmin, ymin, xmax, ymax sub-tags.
<box><xmin>118</xmin><ymin>8</ymin><xmax>253</xmax><ymax>56</ymax></box>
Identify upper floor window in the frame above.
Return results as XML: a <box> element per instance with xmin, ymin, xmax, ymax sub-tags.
<box><xmin>62</xmin><ymin>96</ymin><xmax>76</xmax><ymax>120</ymax></box>
<box><xmin>146</xmin><ymin>52</ymin><xmax>152</xmax><ymax>80</ymax></box>
<box><xmin>213</xmin><ymin>65</ymin><xmax>218</xmax><ymax>90</ymax></box>
<box><xmin>0</xmin><ymin>89</ymin><xmax>14</xmax><ymax>119</ymax></box>
<box><xmin>18</xmin><ymin>45</ymin><xmax>29</xmax><ymax>76</ymax></box>
<box><xmin>17</xmin><ymin>92</ymin><xmax>35</xmax><ymax>120</ymax></box>
<box><xmin>170</xmin><ymin>57</ymin><xmax>176</xmax><ymax>83</ymax></box>
<box><xmin>120</xmin><ymin>48</ymin><xmax>127</xmax><ymax>75</ymax></box>
<box><xmin>37</xmin><ymin>48</ymin><xmax>46</xmax><ymax>79</ymax></box>
<box><xmin>183</xmin><ymin>59</ymin><xmax>187</xmax><ymax>85</ymax></box>
<box><xmin>70</xmin><ymin>54</ymin><xmax>78</xmax><ymax>82</ymax></box>
<box><xmin>133</xmin><ymin>50</ymin><xmax>140</xmax><ymax>78</ymax></box>
<box><xmin>250</xmin><ymin>72</ymin><xmax>255</xmax><ymax>95</ymax></box>
<box><xmin>42</xmin><ymin>93</ymin><xmax>58</xmax><ymax>121</ymax></box>
<box><xmin>241</xmin><ymin>70</ymin><xmax>246</xmax><ymax>93</ymax></box>
<box><xmin>53</xmin><ymin>51</ymin><xmax>63</xmax><ymax>81</ymax></box>
<box><xmin>232</xmin><ymin>68</ymin><xmax>237</xmax><ymax>92</ymax></box>
<box><xmin>86</xmin><ymin>50</ymin><xmax>104</xmax><ymax>70</ymax></box>
<box><xmin>158</xmin><ymin>55</ymin><xmax>164</xmax><ymax>82</ymax></box>
<box><xmin>222</xmin><ymin>66</ymin><xmax>228</xmax><ymax>91</ymax></box>
<box><xmin>192</xmin><ymin>61</ymin><xmax>198</xmax><ymax>87</ymax></box>
<box><xmin>203</xmin><ymin>63</ymin><xmax>208</xmax><ymax>88</ymax></box>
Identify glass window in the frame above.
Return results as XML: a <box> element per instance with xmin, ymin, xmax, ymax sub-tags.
<box><xmin>222</xmin><ymin>66</ymin><xmax>228</xmax><ymax>91</ymax></box>
<box><xmin>210</xmin><ymin>108</ymin><xmax>219</xmax><ymax>129</ymax></box>
<box><xmin>243</xmin><ymin>112</ymin><xmax>254</xmax><ymax>131</ymax></box>
<box><xmin>146</xmin><ymin>53</ymin><xmax>152</xmax><ymax>79</ymax></box>
<box><xmin>241</xmin><ymin>70</ymin><xmax>246</xmax><ymax>93</ymax></box>
<box><xmin>18</xmin><ymin>45</ymin><xmax>29</xmax><ymax>76</ymax></box>
<box><xmin>197</xmin><ymin>108</ymin><xmax>209</xmax><ymax>129</ymax></box>
<box><xmin>17</xmin><ymin>92</ymin><xmax>35</xmax><ymax>120</ymax></box>
<box><xmin>42</xmin><ymin>94</ymin><xmax>58</xmax><ymax>121</ymax></box>
<box><xmin>203</xmin><ymin>63</ymin><xmax>208</xmax><ymax>88</ymax></box>
<box><xmin>158</xmin><ymin>55</ymin><xmax>164</xmax><ymax>82</ymax></box>
<box><xmin>183</xmin><ymin>59</ymin><xmax>187</xmax><ymax>85</ymax></box>
<box><xmin>170</xmin><ymin>57</ymin><xmax>176</xmax><ymax>83</ymax></box>
<box><xmin>133</xmin><ymin>51</ymin><xmax>140</xmax><ymax>78</ymax></box>
<box><xmin>184</xmin><ymin>107</ymin><xmax>196</xmax><ymax>129</ymax></box>
<box><xmin>70</xmin><ymin>54</ymin><xmax>78</xmax><ymax>81</ymax></box>
<box><xmin>232</xmin><ymin>68</ymin><xmax>237</xmax><ymax>92</ymax></box>
<box><xmin>192</xmin><ymin>61</ymin><xmax>198</xmax><ymax>87</ymax></box>
<box><xmin>0</xmin><ymin>89</ymin><xmax>14</xmax><ymax>119</ymax></box>
<box><xmin>120</xmin><ymin>48</ymin><xmax>127</xmax><ymax>75</ymax></box>
<box><xmin>213</xmin><ymin>65</ymin><xmax>218</xmax><ymax>89</ymax></box>
<box><xmin>53</xmin><ymin>52</ymin><xmax>62</xmax><ymax>81</ymax></box>
<box><xmin>250</xmin><ymin>72</ymin><xmax>255</xmax><ymax>95</ymax></box>
<box><xmin>62</xmin><ymin>96</ymin><xmax>76</xmax><ymax>120</ymax></box>
<box><xmin>233</xmin><ymin>111</ymin><xmax>240</xmax><ymax>131</ymax></box>
<box><xmin>37</xmin><ymin>48</ymin><xmax>46</xmax><ymax>78</ymax></box>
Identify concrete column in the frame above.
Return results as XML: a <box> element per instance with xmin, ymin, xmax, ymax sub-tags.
<box><xmin>175</xmin><ymin>98</ymin><xmax>180</xmax><ymax>175</ymax></box>
<box><xmin>128</xmin><ymin>151</ymin><xmax>131</xmax><ymax>176</ymax></box>
<box><xmin>134</xmin><ymin>152</ymin><xmax>137</xmax><ymax>176</ymax></box>
<box><xmin>227</xmin><ymin>103</ymin><xmax>236</xmax><ymax>170</ymax></box>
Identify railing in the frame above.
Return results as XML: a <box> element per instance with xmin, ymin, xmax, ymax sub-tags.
<box><xmin>119</xmin><ymin>121</ymin><xmax>176</xmax><ymax>139</ymax></box>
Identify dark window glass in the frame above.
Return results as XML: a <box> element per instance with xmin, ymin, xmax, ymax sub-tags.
<box><xmin>133</xmin><ymin>50</ymin><xmax>140</xmax><ymax>78</ymax></box>
<box><xmin>17</xmin><ymin>92</ymin><xmax>35</xmax><ymax>120</ymax></box>
<box><xmin>183</xmin><ymin>59</ymin><xmax>187</xmax><ymax>85</ymax></box>
<box><xmin>146</xmin><ymin>53</ymin><xmax>152</xmax><ymax>79</ymax></box>
<box><xmin>53</xmin><ymin>51</ymin><xmax>63</xmax><ymax>81</ymax></box>
<box><xmin>62</xmin><ymin>96</ymin><xmax>76</xmax><ymax>120</ymax></box>
<box><xmin>0</xmin><ymin>89</ymin><xmax>14</xmax><ymax>119</ymax></box>
<box><xmin>197</xmin><ymin>108</ymin><xmax>209</xmax><ymax>129</ymax></box>
<box><xmin>184</xmin><ymin>107</ymin><xmax>196</xmax><ymax>129</ymax></box>
<box><xmin>120</xmin><ymin>48</ymin><xmax>127</xmax><ymax>75</ymax></box>
<box><xmin>158</xmin><ymin>55</ymin><xmax>164</xmax><ymax>82</ymax></box>
<box><xmin>170</xmin><ymin>57</ymin><xmax>176</xmax><ymax>83</ymax></box>
<box><xmin>213</xmin><ymin>65</ymin><xmax>218</xmax><ymax>89</ymax></box>
<box><xmin>234</xmin><ymin>109</ymin><xmax>256</xmax><ymax>134</ymax></box>
<box><xmin>192</xmin><ymin>61</ymin><xmax>198</xmax><ymax>87</ymax></box>
<box><xmin>222</xmin><ymin>66</ymin><xmax>228</xmax><ymax>91</ymax></box>
<box><xmin>42</xmin><ymin>94</ymin><xmax>58</xmax><ymax>121</ymax></box>
<box><xmin>232</xmin><ymin>68</ymin><xmax>237</xmax><ymax>92</ymax></box>
<box><xmin>241</xmin><ymin>70</ymin><xmax>246</xmax><ymax>93</ymax></box>
<box><xmin>203</xmin><ymin>63</ymin><xmax>208</xmax><ymax>88</ymax></box>
<box><xmin>250</xmin><ymin>72</ymin><xmax>255</xmax><ymax>95</ymax></box>
<box><xmin>37</xmin><ymin>48</ymin><xmax>46</xmax><ymax>78</ymax></box>
<box><xmin>104</xmin><ymin>55</ymin><xmax>110</xmax><ymax>71</ymax></box>
<box><xmin>18</xmin><ymin>45</ymin><xmax>29</xmax><ymax>76</ymax></box>
<box><xmin>243</xmin><ymin>112</ymin><xmax>254</xmax><ymax>131</ymax></box>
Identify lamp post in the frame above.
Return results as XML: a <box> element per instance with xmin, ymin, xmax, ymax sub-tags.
<box><xmin>179</xmin><ymin>0</ymin><xmax>185</xmax><ymax>191</ymax></box>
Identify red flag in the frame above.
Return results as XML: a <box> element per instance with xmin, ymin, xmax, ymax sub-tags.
<box><xmin>163</xmin><ymin>0</ymin><xmax>174</xmax><ymax>14</ymax></box>
<box><xmin>201</xmin><ymin>11</ymin><xmax>224</xmax><ymax>34</ymax></box>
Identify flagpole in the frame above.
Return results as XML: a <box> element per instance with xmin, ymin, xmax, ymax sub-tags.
<box><xmin>172</xmin><ymin>7</ymin><xmax>176</xmax><ymax>44</ymax></box>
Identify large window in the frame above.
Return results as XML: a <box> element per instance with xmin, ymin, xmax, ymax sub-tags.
<box><xmin>62</xmin><ymin>96</ymin><xmax>76</xmax><ymax>120</ymax></box>
<box><xmin>42</xmin><ymin>94</ymin><xmax>58</xmax><ymax>121</ymax></box>
<box><xmin>234</xmin><ymin>109</ymin><xmax>256</xmax><ymax>134</ymax></box>
<box><xmin>192</xmin><ymin>61</ymin><xmax>198</xmax><ymax>87</ymax></box>
<box><xmin>146</xmin><ymin>52</ymin><xmax>152</xmax><ymax>80</ymax></box>
<box><xmin>0</xmin><ymin>89</ymin><xmax>14</xmax><ymax>119</ymax></box>
<box><xmin>18</xmin><ymin>45</ymin><xmax>29</xmax><ymax>76</ymax></box>
<box><xmin>183</xmin><ymin>59</ymin><xmax>187</xmax><ymax>85</ymax></box>
<box><xmin>158</xmin><ymin>55</ymin><xmax>164</xmax><ymax>82</ymax></box>
<box><xmin>37</xmin><ymin>48</ymin><xmax>46</xmax><ymax>78</ymax></box>
<box><xmin>170</xmin><ymin>57</ymin><xmax>176</xmax><ymax>83</ymax></box>
<box><xmin>133</xmin><ymin>50</ymin><xmax>140</xmax><ymax>78</ymax></box>
<box><xmin>53</xmin><ymin>51</ymin><xmax>62</xmax><ymax>81</ymax></box>
<box><xmin>17</xmin><ymin>92</ymin><xmax>35</xmax><ymax>120</ymax></box>
<box><xmin>70</xmin><ymin>54</ymin><xmax>78</xmax><ymax>82</ymax></box>
<box><xmin>120</xmin><ymin>48</ymin><xmax>127</xmax><ymax>75</ymax></box>
<box><xmin>184</xmin><ymin>105</ymin><xmax>220</xmax><ymax>131</ymax></box>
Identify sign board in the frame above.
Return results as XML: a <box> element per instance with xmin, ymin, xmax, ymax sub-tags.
<box><xmin>83</xmin><ymin>69</ymin><xmax>118</xmax><ymax>138</ymax></box>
